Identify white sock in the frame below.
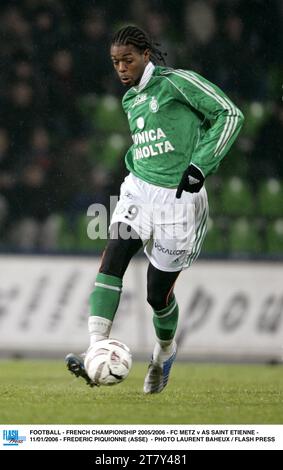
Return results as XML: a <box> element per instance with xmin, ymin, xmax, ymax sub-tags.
<box><xmin>88</xmin><ymin>316</ymin><xmax>112</xmax><ymax>346</ymax></box>
<box><xmin>152</xmin><ymin>338</ymin><xmax>176</xmax><ymax>364</ymax></box>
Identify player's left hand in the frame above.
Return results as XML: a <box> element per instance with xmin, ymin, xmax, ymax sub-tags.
<box><xmin>176</xmin><ymin>164</ymin><xmax>205</xmax><ymax>198</ymax></box>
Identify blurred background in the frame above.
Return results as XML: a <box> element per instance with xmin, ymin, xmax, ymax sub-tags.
<box><xmin>0</xmin><ymin>0</ymin><xmax>282</xmax><ymax>256</ymax></box>
<box><xmin>0</xmin><ymin>2</ymin><xmax>283</xmax><ymax>429</ymax></box>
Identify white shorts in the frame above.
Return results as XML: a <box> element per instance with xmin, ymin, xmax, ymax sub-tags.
<box><xmin>110</xmin><ymin>173</ymin><xmax>208</xmax><ymax>272</ymax></box>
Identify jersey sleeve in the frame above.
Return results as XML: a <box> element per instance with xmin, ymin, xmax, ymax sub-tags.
<box><xmin>165</xmin><ymin>69</ymin><xmax>244</xmax><ymax>176</ymax></box>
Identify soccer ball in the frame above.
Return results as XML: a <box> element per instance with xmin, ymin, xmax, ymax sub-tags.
<box><xmin>84</xmin><ymin>339</ymin><xmax>132</xmax><ymax>386</ymax></box>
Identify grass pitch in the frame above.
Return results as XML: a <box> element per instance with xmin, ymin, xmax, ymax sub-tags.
<box><xmin>0</xmin><ymin>360</ymin><xmax>282</xmax><ymax>424</ymax></box>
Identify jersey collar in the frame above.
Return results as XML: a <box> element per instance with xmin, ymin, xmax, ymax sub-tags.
<box><xmin>133</xmin><ymin>61</ymin><xmax>155</xmax><ymax>92</ymax></box>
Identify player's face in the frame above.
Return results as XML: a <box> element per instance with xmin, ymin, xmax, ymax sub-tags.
<box><xmin>110</xmin><ymin>44</ymin><xmax>150</xmax><ymax>87</ymax></box>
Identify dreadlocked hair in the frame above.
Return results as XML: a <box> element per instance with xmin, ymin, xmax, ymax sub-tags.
<box><xmin>111</xmin><ymin>25</ymin><xmax>166</xmax><ymax>65</ymax></box>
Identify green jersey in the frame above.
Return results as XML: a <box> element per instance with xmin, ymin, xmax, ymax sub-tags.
<box><xmin>122</xmin><ymin>63</ymin><xmax>244</xmax><ymax>188</ymax></box>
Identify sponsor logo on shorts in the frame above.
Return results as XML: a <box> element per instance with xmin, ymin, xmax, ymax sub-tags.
<box><xmin>154</xmin><ymin>242</ymin><xmax>186</xmax><ymax>256</ymax></box>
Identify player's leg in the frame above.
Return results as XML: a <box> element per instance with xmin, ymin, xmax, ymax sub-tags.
<box><xmin>143</xmin><ymin>264</ymin><xmax>180</xmax><ymax>393</ymax></box>
<box><xmin>66</xmin><ymin>173</ymin><xmax>151</xmax><ymax>385</ymax></box>
<box><xmin>143</xmin><ymin>187</ymin><xmax>208</xmax><ymax>392</ymax></box>
<box><xmin>66</xmin><ymin>222</ymin><xmax>142</xmax><ymax>385</ymax></box>
<box><xmin>88</xmin><ymin>173</ymin><xmax>151</xmax><ymax>345</ymax></box>
<box><xmin>88</xmin><ymin>222</ymin><xmax>142</xmax><ymax>345</ymax></box>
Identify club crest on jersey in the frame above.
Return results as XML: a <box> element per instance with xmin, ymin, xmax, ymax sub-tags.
<box><xmin>132</xmin><ymin>93</ymin><xmax>147</xmax><ymax>108</ymax></box>
<box><xmin>149</xmin><ymin>96</ymin><xmax>159</xmax><ymax>113</ymax></box>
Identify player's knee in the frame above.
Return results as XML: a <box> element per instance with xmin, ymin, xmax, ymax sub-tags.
<box><xmin>147</xmin><ymin>290</ymin><xmax>167</xmax><ymax>311</ymax></box>
<box><xmin>99</xmin><ymin>225</ymin><xmax>142</xmax><ymax>279</ymax></box>
<box><xmin>100</xmin><ymin>263</ymin><xmax>124</xmax><ymax>279</ymax></box>
<box><xmin>99</xmin><ymin>239</ymin><xmax>125</xmax><ymax>278</ymax></box>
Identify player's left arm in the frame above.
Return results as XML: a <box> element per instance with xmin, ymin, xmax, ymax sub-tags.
<box><xmin>165</xmin><ymin>70</ymin><xmax>244</xmax><ymax>196</ymax></box>
<box><xmin>186</xmin><ymin>72</ymin><xmax>245</xmax><ymax>177</ymax></box>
